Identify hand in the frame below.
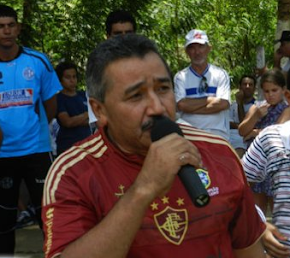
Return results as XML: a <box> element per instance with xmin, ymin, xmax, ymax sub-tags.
<box><xmin>135</xmin><ymin>133</ymin><xmax>202</xmax><ymax>199</ymax></box>
<box><xmin>257</xmin><ymin>103</ymin><xmax>270</xmax><ymax>118</ymax></box>
<box><xmin>235</xmin><ymin>90</ymin><xmax>244</xmax><ymax>105</ymax></box>
<box><xmin>243</xmin><ymin>129</ymin><xmax>260</xmax><ymax>141</ymax></box>
<box><xmin>262</xmin><ymin>222</ymin><xmax>290</xmax><ymax>258</ymax></box>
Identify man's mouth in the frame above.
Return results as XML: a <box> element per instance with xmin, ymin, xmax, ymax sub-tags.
<box><xmin>141</xmin><ymin>119</ymin><xmax>154</xmax><ymax>132</ymax></box>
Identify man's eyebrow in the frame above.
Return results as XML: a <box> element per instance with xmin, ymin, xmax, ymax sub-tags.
<box><xmin>154</xmin><ymin>77</ymin><xmax>172</xmax><ymax>83</ymax></box>
<box><xmin>124</xmin><ymin>77</ymin><xmax>171</xmax><ymax>95</ymax></box>
<box><xmin>124</xmin><ymin>81</ymin><xmax>144</xmax><ymax>95</ymax></box>
<box><xmin>0</xmin><ymin>22</ymin><xmax>16</xmax><ymax>26</ymax></box>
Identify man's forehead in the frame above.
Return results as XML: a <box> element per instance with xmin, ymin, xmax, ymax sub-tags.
<box><xmin>111</xmin><ymin>22</ymin><xmax>134</xmax><ymax>33</ymax></box>
<box><xmin>104</xmin><ymin>53</ymin><xmax>170</xmax><ymax>81</ymax></box>
<box><xmin>242</xmin><ymin>78</ymin><xmax>254</xmax><ymax>83</ymax></box>
<box><xmin>0</xmin><ymin>16</ymin><xmax>17</xmax><ymax>23</ymax></box>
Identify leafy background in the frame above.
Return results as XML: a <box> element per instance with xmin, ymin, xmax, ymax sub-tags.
<box><xmin>5</xmin><ymin>0</ymin><xmax>278</xmax><ymax>90</ymax></box>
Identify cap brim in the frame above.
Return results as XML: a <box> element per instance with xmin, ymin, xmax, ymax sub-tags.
<box><xmin>185</xmin><ymin>39</ymin><xmax>208</xmax><ymax>47</ymax></box>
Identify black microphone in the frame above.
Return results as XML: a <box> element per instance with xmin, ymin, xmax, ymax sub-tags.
<box><xmin>150</xmin><ymin>116</ymin><xmax>210</xmax><ymax>207</ymax></box>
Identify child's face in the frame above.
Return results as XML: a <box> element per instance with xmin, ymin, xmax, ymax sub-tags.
<box><xmin>262</xmin><ymin>82</ymin><xmax>285</xmax><ymax>105</ymax></box>
<box><xmin>240</xmin><ymin>77</ymin><xmax>255</xmax><ymax>99</ymax></box>
<box><xmin>61</xmin><ymin>68</ymin><xmax>77</xmax><ymax>92</ymax></box>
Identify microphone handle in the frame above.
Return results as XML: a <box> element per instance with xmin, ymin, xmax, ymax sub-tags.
<box><xmin>179</xmin><ymin>165</ymin><xmax>210</xmax><ymax>207</ymax></box>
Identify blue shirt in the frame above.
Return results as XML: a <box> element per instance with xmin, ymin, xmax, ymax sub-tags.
<box><xmin>0</xmin><ymin>47</ymin><xmax>62</xmax><ymax>157</ymax></box>
<box><xmin>56</xmin><ymin>91</ymin><xmax>91</xmax><ymax>154</ymax></box>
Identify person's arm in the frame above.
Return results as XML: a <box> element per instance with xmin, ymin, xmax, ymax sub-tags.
<box><xmin>262</xmin><ymin>222</ymin><xmax>290</xmax><ymax>258</ymax></box>
<box><xmin>50</xmin><ymin>133</ymin><xmax>201</xmax><ymax>258</ymax></box>
<box><xmin>277</xmin><ymin>107</ymin><xmax>290</xmax><ymax>124</ymax></box>
<box><xmin>243</xmin><ymin>129</ymin><xmax>261</xmax><ymax>141</ymax></box>
<box><xmin>238</xmin><ymin>104</ymin><xmax>268</xmax><ymax>137</ymax></box>
<box><xmin>230</xmin><ymin>91</ymin><xmax>246</xmax><ymax>129</ymax></box>
<box><xmin>233</xmin><ymin>239</ymin><xmax>266</xmax><ymax>258</ymax></box>
<box><xmin>177</xmin><ymin>97</ymin><xmax>229</xmax><ymax>114</ymax></box>
<box><xmin>43</xmin><ymin>95</ymin><xmax>57</xmax><ymax>123</ymax></box>
<box><xmin>57</xmin><ymin>112</ymin><xmax>89</xmax><ymax>128</ymax></box>
<box><xmin>61</xmin><ymin>179</ymin><xmax>154</xmax><ymax>258</ymax></box>
<box><xmin>235</xmin><ymin>90</ymin><xmax>247</xmax><ymax>123</ymax></box>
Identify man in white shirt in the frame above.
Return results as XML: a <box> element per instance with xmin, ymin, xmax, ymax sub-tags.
<box><xmin>174</xmin><ymin>29</ymin><xmax>231</xmax><ymax>140</ymax></box>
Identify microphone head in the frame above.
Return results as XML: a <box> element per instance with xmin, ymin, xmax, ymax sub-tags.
<box><xmin>151</xmin><ymin>116</ymin><xmax>183</xmax><ymax>142</ymax></box>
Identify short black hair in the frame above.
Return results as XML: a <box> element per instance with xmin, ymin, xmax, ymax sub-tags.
<box><xmin>0</xmin><ymin>5</ymin><xmax>18</xmax><ymax>22</ymax></box>
<box><xmin>55</xmin><ymin>62</ymin><xmax>78</xmax><ymax>81</ymax></box>
<box><xmin>105</xmin><ymin>10</ymin><xmax>136</xmax><ymax>35</ymax></box>
<box><xmin>86</xmin><ymin>34</ymin><xmax>172</xmax><ymax>103</ymax></box>
<box><xmin>239</xmin><ymin>75</ymin><xmax>256</xmax><ymax>86</ymax></box>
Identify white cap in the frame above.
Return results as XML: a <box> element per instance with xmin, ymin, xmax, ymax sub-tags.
<box><xmin>185</xmin><ymin>29</ymin><xmax>209</xmax><ymax>47</ymax></box>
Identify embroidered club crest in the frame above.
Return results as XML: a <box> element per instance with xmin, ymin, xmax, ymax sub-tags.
<box><xmin>23</xmin><ymin>67</ymin><xmax>35</xmax><ymax>80</ymax></box>
<box><xmin>154</xmin><ymin>206</ymin><xmax>188</xmax><ymax>245</ymax></box>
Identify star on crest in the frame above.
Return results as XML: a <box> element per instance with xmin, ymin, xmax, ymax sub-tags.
<box><xmin>161</xmin><ymin>196</ymin><xmax>169</xmax><ymax>204</ymax></box>
<box><xmin>151</xmin><ymin>202</ymin><xmax>159</xmax><ymax>211</ymax></box>
<box><xmin>176</xmin><ymin>198</ymin><xmax>185</xmax><ymax>206</ymax></box>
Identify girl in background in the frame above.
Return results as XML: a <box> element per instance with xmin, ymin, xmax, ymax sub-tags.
<box><xmin>239</xmin><ymin>68</ymin><xmax>288</xmax><ymax>215</ymax></box>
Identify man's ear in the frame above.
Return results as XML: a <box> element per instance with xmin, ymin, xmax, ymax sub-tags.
<box><xmin>89</xmin><ymin>98</ymin><xmax>108</xmax><ymax>127</ymax></box>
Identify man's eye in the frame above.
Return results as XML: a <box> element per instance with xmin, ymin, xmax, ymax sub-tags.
<box><xmin>128</xmin><ymin>93</ymin><xmax>142</xmax><ymax>101</ymax></box>
<box><xmin>157</xmin><ymin>85</ymin><xmax>171</xmax><ymax>93</ymax></box>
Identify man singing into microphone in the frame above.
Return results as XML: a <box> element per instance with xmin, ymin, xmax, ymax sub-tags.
<box><xmin>42</xmin><ymin>34</ymin><xmax>266</xmax><ymax>258</ymax></box>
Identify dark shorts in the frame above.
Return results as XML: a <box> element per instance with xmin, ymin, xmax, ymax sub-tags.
<box><xmin>0</xmin><ymin>152</ymin><xmax>53</xmax><ymax>233</ymax></box>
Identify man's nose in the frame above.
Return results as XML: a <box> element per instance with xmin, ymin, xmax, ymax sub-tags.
<box><xmin>3</xmin><ymin>26</ymin><xmax>11</xmax><ymax>34</ymax></box>
<box><xmin>147</xmin><ymin>92</ymin><xmax>165</xmax><ymax>115</ymax></box>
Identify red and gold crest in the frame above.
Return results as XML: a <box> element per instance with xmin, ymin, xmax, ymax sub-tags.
<box><xmin>154</xmin><ymin>206</ymin><xmax>188</xmax><ymax>245</ymax></box>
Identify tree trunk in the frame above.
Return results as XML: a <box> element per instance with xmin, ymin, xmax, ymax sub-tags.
<box><xmin>20</xmin><ymin>0</ymin><xmax>33</xmax><ymax>47</ymax></box>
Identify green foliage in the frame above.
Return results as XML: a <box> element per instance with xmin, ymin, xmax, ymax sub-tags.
<box><xmin>144</xmin><ymin>0</ymin><xmax>277</xmax><ymax>88</ymax></box>
<box><xmin>7</xmin><ymin>0</ymin><xmax>278</xmax><ymax>89</ymax></box>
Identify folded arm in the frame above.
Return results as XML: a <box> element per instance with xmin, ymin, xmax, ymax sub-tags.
<box><xmin>177</xmin><ymin>97</ymin><xmax>229</xmax><ymax>114</ymax></box>
<box><xmin>57</xmin><ymin>112</ymin><xmax>89</xmax><ymax>128</ymax></box>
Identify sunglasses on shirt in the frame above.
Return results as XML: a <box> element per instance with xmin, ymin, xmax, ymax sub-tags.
<box><xmin>198</xmin><ymin>76</ymin><xmax>208</xmax><ymax>94</ymax></box>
